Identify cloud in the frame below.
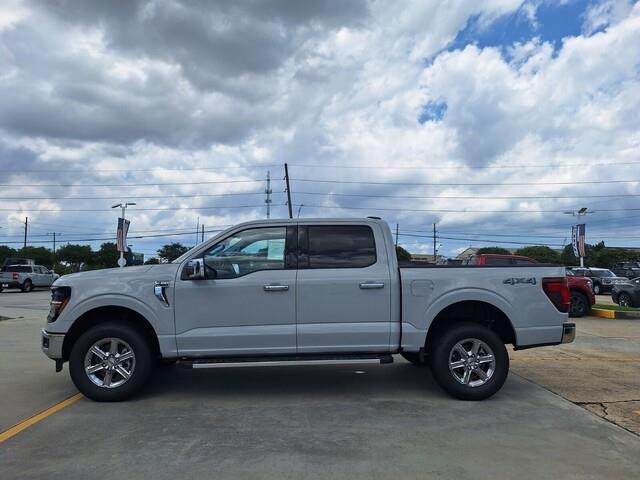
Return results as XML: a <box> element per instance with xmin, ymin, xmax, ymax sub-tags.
<box><xmin>0</xmin><ymin>0</ymin><xmax>639</xmax><ymax>257</ymax></box>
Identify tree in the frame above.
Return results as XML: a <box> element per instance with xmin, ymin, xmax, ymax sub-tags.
<box><xmin>16</xmin><ymin>246</ymin><xmax>54</xmax><ymax>268</ymax></box>
<box><xmin>157</xmin><ymin>243</ymin><xmax>189</xmax><ymax>262</ymax></box>
<box><xmin>90</xmin><ymin>242</ymin><xmax>119</xmax><ymax>269</ymax></box>
<box><xmin>395</xmin><ymin>245</ymin><xmax>411</xmax><ymax>261</ymax></box>
<box><xmin>560</xmin><ymin>244</ymin><xmax>578</xmax><ymax>266</ymax></box>
<box><xmin>514</xmin><ymin>246</ymin><xmax>560</xmax><ymax>264</ymax></box>
<box><xmin>0</xmin><ymin>245</ymin><xmax>17</xmax><ymax>265</ymax></box>
<box><xmin>477</xmin><ymin>247</ymin><xmax>511</xmax><ymax>255</ymax></box>
<box><xmin>57</xmin><ymin>244</ymin><xmax>93</xmax><ymax>271</ymax></box>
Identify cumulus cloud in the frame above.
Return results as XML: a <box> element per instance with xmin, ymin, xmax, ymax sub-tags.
<box><xmin>0</xmin><ymin>0</ymin><xmax>639</xmax><ymax>257</ymax></box>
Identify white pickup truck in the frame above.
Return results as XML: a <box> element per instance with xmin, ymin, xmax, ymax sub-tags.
<box><xmin>42</xmin><ymin>218</ymin><xmax>574</xmax><ymax>402</ymax></box>
<box><xmin>1</xmin><ymin>264</ymin><xmax>59</xmax><ymax>292</ymax></box>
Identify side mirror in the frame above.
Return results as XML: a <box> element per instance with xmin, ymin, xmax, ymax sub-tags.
<box><xmin>182</xmin><ymin>258</ymin><xmax>206</xmax><ymax>280</ymax></box>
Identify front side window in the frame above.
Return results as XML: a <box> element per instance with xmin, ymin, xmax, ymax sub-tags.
<box><xmin>302</xmin><ymin>225</ymin><xmax>376</xmax><ymax>269</ymax></box>
<box><xmin>203</xmin><ymin>227</ymin><xmax>286</xmax><ymax>279</ymax></box>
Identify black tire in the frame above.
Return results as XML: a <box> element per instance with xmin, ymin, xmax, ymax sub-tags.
<box><xmin>593</xmin><ymin>283</ymin><xmax>601</xmax><ymax>295</ymax></box>
<box><xmin>618</xmin><ymin>292</ymin><xmax>634</xmax><ymax>308</ymax></box>
<box><xmin>21</xmin><ymin>279</ymin><xmax>33</xmax><ymax>292</ymax></box>
<box><xmin>569</xmin><ymin>291</ymin><xmax>589</xmax><ymax>317</ymax></box>
<box><xmin>429</xmin><ymin>322</ymin><xmax>509</xmax><ymax>401</ymax></box>
<box><xmin>69</xmin><ymin>322</ymin><xmax>153</xmax><ymax>402</ymax></box>
<box><xmin>401</xmin><ymin>351</ymin><xmax>427</xmax><ymax>366</ymax></box>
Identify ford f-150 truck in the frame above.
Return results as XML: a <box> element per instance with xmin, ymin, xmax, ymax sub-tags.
<box><xmin>42</xmin><ymin>218</ymin><xmax>575</xmax><ymax>402</ymax></box>
<box><xmin>1</xmin><ymin>264</ymin><xmax>59</xmax><ymax>292</ymax></box>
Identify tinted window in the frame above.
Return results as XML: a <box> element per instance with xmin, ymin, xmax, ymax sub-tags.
<box><xmin>303</xmin><ymin>225</ymin><xmax>376</xmax><ymax>268</ymax></box>
<box><xmin>203</xmin><ymin>227</ymin><xmax>286</xmax><ymax>279</ymax></box>
<box><xmin>484</xmin><ymin>257</ymin><xmax>512</xmax><ymax>266</ymax></box>
<box><xmin>513</xmin><ymin>258</ymin><xmax>536</xmax><ymax>265</ymax></box>
<box><xmin>592</xmin><ymin>270</ymin><xmax>614</xmax><ymax>277</ymax></box>
<box><xmin>2</xmin><ymin>266</ymin><xmax>32</xmax><ymax>273</ymax></box>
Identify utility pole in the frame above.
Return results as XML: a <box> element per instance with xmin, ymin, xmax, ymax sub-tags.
<box><xmin>284</xmin><ymin>163</ymin><xmax>293</xmax><ymax>219</ymax></box>
<box><xmin>46</xmin><ymin>232</ymin><xmax>62</xmax><ymax>254</ymax></box>
<box><xmin>265</xmin><ymin>171</ymin><xmax>272</xmax><ymax>219</ymax></box>
<box><xmin>433</xmin><ymin>223</ymin><xmax>437</xmax><ymax>264</ymax></box>
<box><xmin>23</xmin><ymin>217</ymin><xmax>28</xmax><ymax>248</ymax></box>
<box><xmin>395</xmin><ymin>224</ymin><xmax>399</xmax><ymax>247</ymax></box>
<box><xmin>112</xmin><ymin>202</ymin><xmax>136</xmax><ymax>268</ymax></box>
<box><xmin>196</xmin><ymin>216</ymin><xmax>199</xmax><ymax>245</ymax></box>
<box><xmin>201</xmin><ymin>224</ymin><xmax>205</xmax><ymax>243</ymax></box>
<box><xmin>564</xmin><ymin>207</ymin><xmax>593</xmax><ymax>267</ymax></box>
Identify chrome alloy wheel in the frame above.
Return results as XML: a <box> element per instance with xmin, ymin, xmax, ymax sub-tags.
<box><xmin>84</xmin><ymin>337</ymin><xmax>136</xmax><ymax>388</ymax></box>
<box><xmin>448</xmin><ymin>338</ymin><xmax>496</xmax><ymax>387</ymax></box>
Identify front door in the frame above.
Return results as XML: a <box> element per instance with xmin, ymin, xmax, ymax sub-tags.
<box><xmin>174</xmin><ymin>225</ymin><xmax>297</xmax><ymax>357</ymax></box>
<box><xmin>296</xmin><ymin>223</ymin><xmax>392</xmax><ymax>353</ymax></box>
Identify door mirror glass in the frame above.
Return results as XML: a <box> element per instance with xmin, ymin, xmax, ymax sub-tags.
<box><xmin>182</xmin><ymin>258</ymin><xmax>206</xmax><ymax>280</ymax></box>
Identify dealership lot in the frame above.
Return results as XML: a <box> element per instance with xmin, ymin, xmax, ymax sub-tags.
<box><xmin>1</xmin><ymin>291</ymin><xmax>639</xmax><ymax>479</ymax></box>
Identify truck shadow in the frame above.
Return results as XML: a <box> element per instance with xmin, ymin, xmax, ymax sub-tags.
<box><xmin>140</xmin><ymin>361</ymin><xmax>450</xmax><ymax>401</ymax></box>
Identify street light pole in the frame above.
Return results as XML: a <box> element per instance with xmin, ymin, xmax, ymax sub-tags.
<box><xmin>112</xmin><ymin>202</ymin><xmax>136</xmax><ymax>268</ymax></box>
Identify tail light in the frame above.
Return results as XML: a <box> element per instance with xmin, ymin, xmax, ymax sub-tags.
<box><xmin>542</xmin><ymin>277</ymin><xmax>570</xmax><ymax>313</ymax></box>
<box><xmin>12</xmin><ymin>273</ymin><xmax>18</xmax><ymax>281</ymax></box>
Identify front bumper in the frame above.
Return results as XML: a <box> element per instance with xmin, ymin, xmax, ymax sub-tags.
<box><xmin>561</xmin><ymin>322</ymin><xmax>576</xmax><ymax>344</ymax></box>
<box><xmin>42</xmin><ymin>329</ymin><xmax>65</xmax><ymax>360</ymax></box>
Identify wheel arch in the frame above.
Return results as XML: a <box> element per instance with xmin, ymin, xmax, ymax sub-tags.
<box><xmin>62</xmin><ymin>306</ymin><xmax>161</xmax><ymax>361</ymax></box>
<box><xmin>424</xmin><ymin>300</ymin><xmax>516</xmax><ymax>354</ymax></box>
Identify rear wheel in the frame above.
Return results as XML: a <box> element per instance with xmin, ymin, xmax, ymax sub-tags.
<box><xmin>618</xmin><ymin>292</ymin><xmax>633</xmax><ymax>308</ymax></box>
<box><xmin>569</xmin><ymin>291</ymin><xmax>589</xmax><ymax>317</ymax></box>
<box><xmin>21</xmin><ymin>279</ymin><xmax>33</xmax><ymax>292</ymax></box>
<box><xmin>69</xmin><ymin>322</ymin><xmax>153</xmax><ymax>401</ymax></box>
<box><xmin>400</xmin><ymin>351</ymin><xmax>427</xmax><ymax>366</ymax></box>
<box><xmin>430</xmin><ymin>322</ymin><xmax>509</xmax><ymax>401</ymax></box>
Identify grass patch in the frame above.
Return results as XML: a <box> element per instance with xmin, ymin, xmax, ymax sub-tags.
<box><xmin>593</xmin><ymin>303</ymin><xmax>640</xmax><ymax>312</ymax></box>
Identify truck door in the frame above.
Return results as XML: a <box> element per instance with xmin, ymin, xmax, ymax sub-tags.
<box><xmin>173</xmin><ymin>225</ymin><xmax>298</xmax><ymax>357</ymax></box>
<box><xmin>295</xmin><ymin>223</ymin><xmax>392</xmax><ymax>353</ymax></box>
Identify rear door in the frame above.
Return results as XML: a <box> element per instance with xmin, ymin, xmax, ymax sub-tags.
<box><xmin>295</xmin><ymin>223</ymin><xmax>392</xmax><ymax>353</ymax></box>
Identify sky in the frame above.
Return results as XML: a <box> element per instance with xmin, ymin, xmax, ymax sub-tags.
<box><xmin>0</xmin><ymin>0</ymin><xmax>639</xmax><ymax>260</ymax></box>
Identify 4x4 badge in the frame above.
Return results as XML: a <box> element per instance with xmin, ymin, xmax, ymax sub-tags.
<box><xmin>503</xmin><ymin>277</ymin><xmax>536</xmax><ymax>285</ymax></box>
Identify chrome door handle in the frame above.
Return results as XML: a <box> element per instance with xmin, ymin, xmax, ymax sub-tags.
<box><xmin>359</xmin><ymin>282</ymin><xmax>385</xmax><ymax>289</ymax></box>
<box><xmin>263</xmin><ymin>285</ymin><xmax>289</xmax><ymax>292</ymax></box>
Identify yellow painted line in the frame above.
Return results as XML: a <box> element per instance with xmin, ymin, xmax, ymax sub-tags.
<box><xmin>591</xmin><ymin>308</ymin><xmax>616</xmax><ymax>319</ymax></box>
<box><xmin>0</xmin><ymin>393</ymin><xmax>83</xmax><ymax>443</ymax></box>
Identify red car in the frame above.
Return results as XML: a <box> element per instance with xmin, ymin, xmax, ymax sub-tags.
<box><xmin>467</xmin><ymin>254</ymin><xmax>540</xmax><ymax>266</ymax></box>
<box><xmin>566</xmin><ymin>270</ymin><xmax>595</xmax><ymax>317</ymax></box>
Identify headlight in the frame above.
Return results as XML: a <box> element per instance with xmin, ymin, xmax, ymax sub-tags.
<box><xmin>48</xmin><ymin>286</ymin><xmax>71</xmax><ymax>323</ymax></box>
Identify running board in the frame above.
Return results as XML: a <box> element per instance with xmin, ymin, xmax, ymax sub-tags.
<box><xmin>179</xmin><ymin>354</ymin><xmax>394</xmax><ymax>369</ymax></box>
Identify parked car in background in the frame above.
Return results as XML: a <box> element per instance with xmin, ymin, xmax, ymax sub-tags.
<box><xmin>467</xmin><ymin>254</ymin><xmax>538</xmax><ymax>266</ymax></box>
<box><xmin>567</xmin><ymin>267</ymin><xmax>628</xmax><ymax>295</ymax></box>
<box><xmin>612</xmin><ymin>278</ymin><xmax>640</xmax><ymax>308</ymax></box>
<box><xmin>611</xmin><ymin>262</ymin><xmax>640</xmax><ymax>279</ymax></box>
<box><xmin>565</xmin><ymin>270</ymin><xmax>595</xmax><ymax>317</ymax></box>
<box><xmin>1</xmin><ymin>257</ymin><xmax>35</xmax><ymax>267</ymax></box>
<box><xmin>0</xmin><ymin>265</ymin><xmax>59</xmax><ymax>292</ymax></box>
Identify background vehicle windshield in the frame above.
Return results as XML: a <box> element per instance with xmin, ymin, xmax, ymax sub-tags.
<box><xmin>592</xmin><ymin>270</ymin><xmax>615</xmax><ymax>277</ymax></box>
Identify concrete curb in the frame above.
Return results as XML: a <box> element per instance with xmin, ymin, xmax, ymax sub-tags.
<box><xmin>592</xmin><ymin>308</ymin><xmax>640</xmax><ymax>320</ymax></box>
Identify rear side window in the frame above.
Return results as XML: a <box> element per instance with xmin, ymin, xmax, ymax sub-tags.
<box><xmin>484</xmin><ymin>257</ymin><xmax>512</xmax><ymax>266</ymax></box>
<box><xmin>2</xmin><ymin>266</ymin><xmax>32</xmax><ymax>272</ymax></box>
<box><xmin>301</xmin><ymin>225</ymin><xmax>376</xmax><ymax>269</ymax></box>
<box><xmin>513</xmin><ymin>258</ymin><xmax>536</xmax><ymax>265</ymax></box>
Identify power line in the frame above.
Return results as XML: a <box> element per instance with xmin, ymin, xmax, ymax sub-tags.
<box><xmin>292</xmin><ymin>178</ymin><xmax>640</xmax><ymax>186</ymax></box>
<box><xmin>288</xmin><ymin>161</ymin><xmax>640</xmax><ymax>170</ymax></box>
<box><xmin>0</xmin><ymin>179</ymin><xmax>269</xmax><ymax>187</ymax></box>
<box><xmin>294</xmin><ymin>191</ymin><xmax>640</xmax><ymax>200</ymax></box>
<box><xmin>0</xmin><ymin>204</ymin><xmax>285</xmax><ymax>212</ymax></box>
<box><xmin>295</xmin><ymin>204</ymin><xmax>640</xmax><ymax>214</ymax></box>
<box><xmin>0</xmin><ymin>192</ymin><xmax>271</xmax><ymax>201</ymax></box>
<box><xmin>2</xmin><ymin>164</ymin><xmax>280</xmax><ymax>173</ymax></box>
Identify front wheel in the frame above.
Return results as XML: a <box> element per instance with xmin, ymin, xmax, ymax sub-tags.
<box><xmin>430</xmin><ymin>322</ymin><xmax>509</xmax><ymax>401</ymax></box>
<box><xmin>69</xmin><ymin>322</ymin><xmax>153</xmax><ymax>401</ymax></box>
<box><xmin>618</xmin><ymin>292</ymin><xmax>633</xmax><ymax>308</ymax></box>
<box><xmin>593</xmin><ymin>283</ymin><xmax>601</xmax><ymax>295</ymax></box>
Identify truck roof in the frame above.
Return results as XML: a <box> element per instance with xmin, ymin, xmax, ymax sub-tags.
<box><xmin>230</xmin><ymin>217</ymin><xmax>387</xmax><ymax>228</ymax></box>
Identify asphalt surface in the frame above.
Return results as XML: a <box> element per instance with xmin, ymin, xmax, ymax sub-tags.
<box><xmin>1</xmin><ymin>290</ymin><xmax>639</xmax><ymax>479</ymax></box>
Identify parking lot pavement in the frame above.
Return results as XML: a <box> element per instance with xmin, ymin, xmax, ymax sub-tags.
<box><xmin>595</xmin><ymin>294</ymin><xmax>615</xmax><ymax>306</ymax></box>
<box><xmin>511</xmin><ymin>315</ymin><xmax>640</xmax><ymax>435</ymax></box>
<box><xmin>1</xmin><ymin>293</ymin><xmax>639</xmax><ymax>479</ymax></box>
